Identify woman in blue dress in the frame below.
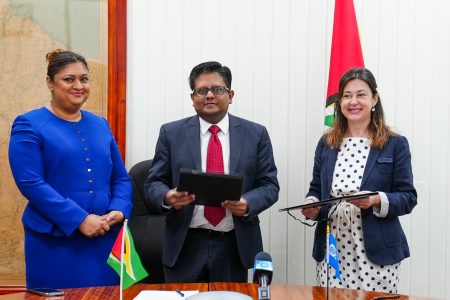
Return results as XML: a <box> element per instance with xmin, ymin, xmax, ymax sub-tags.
<box><xmin>8</xmin><ymin>49</ymin><xmax>132</xmax><ymax>289</ymax></box>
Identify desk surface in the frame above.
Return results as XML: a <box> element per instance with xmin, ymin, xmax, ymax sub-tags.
<box><xmin>0</xmin><ymin>283</ymin><xmax>439</xmax><ymax>300</ymax></box>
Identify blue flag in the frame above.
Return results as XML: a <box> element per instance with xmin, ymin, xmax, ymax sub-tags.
<box><xmin>326</xmin><ymin>232</ymin><xmax>341</xmax><ymax>281</ymax></box>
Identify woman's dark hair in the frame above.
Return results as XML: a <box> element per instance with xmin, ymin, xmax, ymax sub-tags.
<box><xmin>327</xmin><ymin>68</ymin><xmax>395</xmax><ymax>149</ymax></box>
<box><xmin>46</xmin><ymin>49</ymin><xmax>89</xmax><ymax>81</ymax></box>
<box><xmin>188</xmin><ymin>61</ymin><xmax>232</xmax><ymax>90</ymax></box>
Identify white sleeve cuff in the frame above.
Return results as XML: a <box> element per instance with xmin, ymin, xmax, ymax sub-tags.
<box><xmin>373</xmin><ymin>192</ymin><xmax>389</xmax><ymax>218</ymax></box>
<box><xmin>161</xmin><ymin>202</ymin><xmax>172</xmax><ymax>210</ymax></box>
<box><xmin>305</xmin><ymin>196</ymin><xmax>320</xmax><ymax>203</ymax></box>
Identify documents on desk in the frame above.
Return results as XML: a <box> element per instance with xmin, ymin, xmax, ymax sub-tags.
<box><xmin>133</xmin><ymin>290</ymin><xmax>199</xmax><ymax>300</ymax></box>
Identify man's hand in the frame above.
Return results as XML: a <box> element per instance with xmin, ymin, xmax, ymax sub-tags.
<box><xmin>78</xmin><ymin>214</ymin><xmax>110</xmax><ymax>238</ymax></box>
<box><xmin>164</xmin><ymin>188</ymin><xmax>195</xmax><ymax>209</ymax></box>
<box><xmin>301</xmin><ymin>199</ymin><xmax>320</xmax><ymax>220</ymax></box>
<box><xmin>105</xmin><ymin>210</ymin><xmax>124</xmax><ymax>226</ymax></box>
<box><xmin>222</xmin><ymin>198</ymin><xmax>248</xmax><ymax>217</ymax></box>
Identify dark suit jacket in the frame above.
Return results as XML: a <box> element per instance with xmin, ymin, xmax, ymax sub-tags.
<box><xmin>145</xmin><ymin>114</ymin><xmax>279</xmax><ymax>269</ymax></box>
<box><xmin>307</xmin><ymin>135</ymin><xmax>417</xmax><ymax>266</ymax></box>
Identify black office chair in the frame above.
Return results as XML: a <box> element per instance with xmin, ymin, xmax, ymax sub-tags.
<box><xmin>128</xmin><ymin>159</ymin><xmax>166</xmax><ymax>283</ymax></box>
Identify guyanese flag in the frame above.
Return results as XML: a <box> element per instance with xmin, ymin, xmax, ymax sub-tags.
<box><xmin>107</xmin><ymin>222</ymin><xmax>148</xmax><ymax>290</ymax></box>
<box><xmin>325</xmin><ymin>0</ymin><xmax>365</xmax><ymax>126</ymax></box>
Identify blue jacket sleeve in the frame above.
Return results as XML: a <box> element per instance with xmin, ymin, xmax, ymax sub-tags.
<box><xmin>305</xmin><ymin>136</ymin><xmax>330</xmax><ymax>221</ymax></box>
<box><xmin>384</xmin><ymin>136</ymin><xmax>417</xmax><ymax>217</ymax></box>
<box><xmin>306</xmin><ymin>136</ymin><xmax>326</xmax><ymax>200</ymax></box>
<box><xmin>8</xmin><ymin>116</ymin><xmax>88</xmax><ymax>236</ymax></box>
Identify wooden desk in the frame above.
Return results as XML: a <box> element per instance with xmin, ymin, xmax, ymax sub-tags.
<box><xmin>209</xmin><ymin>283</ymin><xmax>439</xmax><ymax>300</ymax></box>
<box><xmin>0</xmin><ymin>284</ymin><xmax>207</xmax><ymax>300</ymax></box>
<box><xmin>0</xmin><ymin>283</ymin><xmax>439</xmax><ymax>300</ymax></box>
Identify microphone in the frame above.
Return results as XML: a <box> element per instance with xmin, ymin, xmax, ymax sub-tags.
<box><xmin>253</xmin><ymin>251</ymin><xmax>273</xmax><ymax>300</ymax></box>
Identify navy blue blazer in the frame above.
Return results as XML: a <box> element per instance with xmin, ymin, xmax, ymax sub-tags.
<box><xmin>307</xmin><ymin>135</ymin><xmax>417</xmax><ymax>266</ymax></box>
<box><xmin>145</xmin><ymin>114</ymin><xmax>279</xmax><ymax>269</ymax></box>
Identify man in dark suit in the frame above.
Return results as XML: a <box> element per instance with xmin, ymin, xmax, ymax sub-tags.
<box><xmin>145</xmin><ymin>61</ymin><xmax>279</xmax><ymax>283</ymax></box>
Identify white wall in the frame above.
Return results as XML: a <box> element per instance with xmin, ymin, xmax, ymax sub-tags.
<box><xmin>126</xmin><ymin>0</ymin><xmax>450</xmax><ymax>298</ymax></box>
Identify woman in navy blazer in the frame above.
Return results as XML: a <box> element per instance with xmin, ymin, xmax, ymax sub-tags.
<box><xmin>302</xmin><ymin>68</ymin><xmax>417</xmax><ymax>293</ymax></box>
<box><xmin>8</xmin><ymin>50</ymin><xmax>132</xmax><ymax>289</ymax></box>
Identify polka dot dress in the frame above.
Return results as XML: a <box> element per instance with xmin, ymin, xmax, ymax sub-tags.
<box><xmin>316</xmin><ymin>138</ymin><xmax>401</xmax><ymax>292</ymax></box>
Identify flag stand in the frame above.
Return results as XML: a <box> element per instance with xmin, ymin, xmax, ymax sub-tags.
<box><xmin>324</xmin><ymin>207</ymin><xmax>343</xmax><ymax>300</ymax></box>
<box><xmin>106</xmin><ymin>219</ymin><xmax>148</xmax><ymax>300</ymax></box>
<box><xmin>326</xmin><ymin>221</ymin><xmax>331</xmax><ymax>300</ymax></box>
<box><xmin>107</xmin><ymin>218</ymin><xmax>149</xmax><ymax>298</ymax></box>
<box><xmin>119</xmin><ymin>219</ymin><xmax>128</xmax><ymax>300</ymax></box>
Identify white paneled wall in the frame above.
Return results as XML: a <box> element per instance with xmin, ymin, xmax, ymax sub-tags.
<box><xmin>126</xmin><ymin>0</ymin><xmax>450</xmax><ymax>298</ymax></box>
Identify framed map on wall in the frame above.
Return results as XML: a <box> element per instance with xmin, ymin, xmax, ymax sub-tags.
<box><xmin>0</xmin><ymin>0</ymin><xmax>126</xmax><ymax>284</ymax></box>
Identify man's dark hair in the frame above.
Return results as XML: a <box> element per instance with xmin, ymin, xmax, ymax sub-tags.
<box><xmin>189</xmin><ymin>61</ymin><xmax>232</xmax><ymax>90</ymax></box>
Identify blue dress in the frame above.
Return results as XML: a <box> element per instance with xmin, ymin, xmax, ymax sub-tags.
<box><xmin>8</xmin><ymin>107</ymin><xmax>132</xmax><ymax>289</ymax></box>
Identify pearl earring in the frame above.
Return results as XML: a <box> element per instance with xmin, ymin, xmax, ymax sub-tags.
<box><xmin>371</xmin><ymin>107</ymin><xmax>375</xmax><ymax>112</ymax></box>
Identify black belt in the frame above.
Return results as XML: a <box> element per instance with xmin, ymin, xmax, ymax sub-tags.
<box><xmin>189</xmin><ymin>228</ymin><xmax>234</xmax><ymax>237</ymax></box>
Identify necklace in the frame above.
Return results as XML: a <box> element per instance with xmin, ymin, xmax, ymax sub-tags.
<box><xmin>47</xmin><ymin>104</ymin><xmax>82</xmax><ymax>122</ymax></box>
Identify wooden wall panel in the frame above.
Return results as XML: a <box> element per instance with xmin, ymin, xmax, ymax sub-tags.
<box><xmin>0</xmin><ymin>0</ymin><xmax>125</xmax><ymax>285</ymax></box>
<box><xmin>108</xmin><ymin>0</ymin><xmax>127</xmax><ymax>158</ymax></box>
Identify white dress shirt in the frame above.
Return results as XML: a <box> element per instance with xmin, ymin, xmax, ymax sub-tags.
<box><xmin>189</xmin><ymin>114</ymin><xmax>234</xmax><ymax>231</ymax></box>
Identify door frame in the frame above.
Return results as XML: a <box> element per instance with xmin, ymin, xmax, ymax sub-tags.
<box><xmin>108</xmin><ymin>0</ymin><xmax>127</xmax><ymax>159</ymax></box>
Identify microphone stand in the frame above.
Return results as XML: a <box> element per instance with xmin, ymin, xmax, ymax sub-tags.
<box><xmin>258</xmin><ymin>275</ymin><xmax>270</xmax><ymax>300</ymax></box>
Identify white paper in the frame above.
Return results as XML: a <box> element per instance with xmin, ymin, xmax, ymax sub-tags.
<box><xmin>133</xmin><ymin>290</ymin><xmax>199</xmax><ymax>300</ymax></box>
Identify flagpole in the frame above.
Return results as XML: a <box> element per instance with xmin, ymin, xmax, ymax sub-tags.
<box><xmin>326</xmin><ymin>223</ymin><xmax>330</xmax><ymax>300</ymax></box>
<box><xmin>120</xmin><ymin>219</ymin><xmax>128</xmax><ymax>300</ymax></box>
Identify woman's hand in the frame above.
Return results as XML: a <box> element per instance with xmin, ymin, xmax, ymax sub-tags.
<box><xmin>301</xmin><ymin>199</ymin><xmax>321</xmax><ymax>220</ymax></box>
<box><xmin>105</xmin><ymin>210</ymin><xmax>124</xmax><ymax>226</ymax></box>
<box><xmin>347</xmin><ymin>191</ymin><xmax>381</xmax><ymax>209</ymax></box>
<box><xmin>78</xmin><ymin>214</ymin><xmax>110</xmax><ymax>238</ymax></box>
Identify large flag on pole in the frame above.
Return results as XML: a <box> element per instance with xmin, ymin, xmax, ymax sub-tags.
<box><xmin>325</xmin><ymin>0</ymin><xmax>365</xmax><ymax>126</ymax></box>
<box><xmin>107</xmin><ymin>220</ymin><xmax>148</xmax><ymax>292</ymax></box>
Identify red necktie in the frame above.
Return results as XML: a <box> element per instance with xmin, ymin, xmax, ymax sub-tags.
<box><xmin>204</xmin><ymin>125</ymin><xmax>226</xmax><ymax>226</ymax></box>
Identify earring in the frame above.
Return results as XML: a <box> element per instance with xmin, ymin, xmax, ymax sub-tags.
<box><xmin>371</xmin><ymin>107</ymin><xmax>375</xmax><ymax>112</ymax></box>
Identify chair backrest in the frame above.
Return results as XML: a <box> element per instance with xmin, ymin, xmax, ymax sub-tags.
<box><xmin>128</xmin><ymin>159</ymin><xmax>166</xmax><ymax>283</ymax></box>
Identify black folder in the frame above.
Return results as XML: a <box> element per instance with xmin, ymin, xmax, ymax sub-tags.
<box><xmin>278</xmin><ymin>192</ymin><xmax>379</xmax><ymax>212</ymax></box>
<box><xmin>177</xmin><ymin>170</ymin><xmax>244</xmax><ymax>207</ymax></box>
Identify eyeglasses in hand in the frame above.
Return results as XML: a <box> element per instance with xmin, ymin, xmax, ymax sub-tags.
<box><xmin>192</xmin><ymin>86</ymin><xmax>230</xmax><ymax>97</ymax></box>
